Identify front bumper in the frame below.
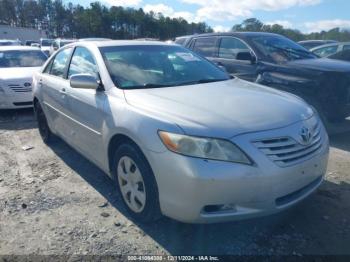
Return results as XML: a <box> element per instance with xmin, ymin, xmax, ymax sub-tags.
<box><xmin>146</xmin><ymin>118</ymin><xmax>329</xmax><ymax>223</ymax></box>
<box><xmin>0</xmin><ymin>93</ymin><xmax>33</xmax><ymax>109</ymax></box>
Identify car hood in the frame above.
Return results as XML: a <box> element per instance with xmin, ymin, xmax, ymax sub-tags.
<box><xmin>286</xmin><ymin>58</ymin><xmax>350</xmax><ymax>73</ymax></box>
<box><xmin>0</xmin><ymin>67</ymin><xmax>41</xmax><ymax>81</ymax></box>
<box><xmin>124</xmin><ymin>79</ymin><xmax>313</xmax><ymax>138</ymax></box>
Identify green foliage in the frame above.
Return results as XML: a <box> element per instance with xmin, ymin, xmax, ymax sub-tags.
<box><xmin>232</xmin><ymin>18</ymin><xmax>350</xmax><ymax>42</ymax></box>
<box><xmin>0</xmin><ymin>0</ymin><xmax>213</xmax><ymax>39</ymax></box>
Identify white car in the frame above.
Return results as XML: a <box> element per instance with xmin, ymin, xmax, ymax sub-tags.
<box><xmin>0</xmin><ymin>46</ymin><xmax>47</xmax><ymax>109</ymax></box>
<box><xmin>40</xmin><ymin>38</ymin><xmax>53</xmax><ymax>56</ymax></box>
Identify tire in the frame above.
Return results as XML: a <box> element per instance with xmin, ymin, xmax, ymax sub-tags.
<box><xmin>34</xmin><ymin>102</ymin><xmax>54</xmax><ymax>144</ymax></box>
<box><xmin>112</xmin><ymin>143</ymin><xmax>162</xmax><ymax>223</ymax></box>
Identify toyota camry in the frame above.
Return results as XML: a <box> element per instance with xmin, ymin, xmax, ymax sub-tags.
<box><xmin>32</xmin><ymin>41</ymin><xmax>329</xmax><ymax>223</ymax></box>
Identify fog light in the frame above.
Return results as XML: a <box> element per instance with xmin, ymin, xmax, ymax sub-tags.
<box><xmin>203</xmin><ymin>204</ymin><xmax>236</xmax><ymax>213</ymax></box>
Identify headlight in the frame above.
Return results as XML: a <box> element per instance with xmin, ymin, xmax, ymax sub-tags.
<box><xmin>158</xmin><ymin>131</ymin><xmax>253</xmax><ymax>165</ymax></box>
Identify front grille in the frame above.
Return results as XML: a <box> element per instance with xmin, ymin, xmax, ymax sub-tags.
<box><xmin>253</xmin><ymin>121</ymin><xmax>323</xmax><ymax>167</ymax></box>
<box><xmin>8</xmin><ymin>84</ymin><xmax>32</xmax><ymax>93</ymax></box>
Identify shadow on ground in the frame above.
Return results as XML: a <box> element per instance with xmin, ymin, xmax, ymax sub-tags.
<box><xmin>2</xmin><ymin>109</ymin><xmax>350</xmax><ymax>255</ymax></box>
<box><xmin>0</xmin><ymin>108</ymin><xmax>36</xmax><ymax>131</ymax></box>
<box><xmin>48</xmin><ymin>138</ymin><xmax>350</xmax><ymax>255</ymax></box>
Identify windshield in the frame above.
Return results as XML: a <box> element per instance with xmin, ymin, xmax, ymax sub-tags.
<box><xmin>41</xmin><ymin>39</ymin><xmax>52</xmax><ymax>46</ymax></box>
<box><xmin>99</xmin><ymin>45</ymin><xmax>230</xmax><ymax>89</ymax></box>
<box><xmin>0</xmin><ymin>50</ymin><xmax>47</xmax><ymax>68</ymax></box>
<box><xmin>251</xmin><ymin>35</ymin><xmax>317</xmax><ymax>63</ymax></box>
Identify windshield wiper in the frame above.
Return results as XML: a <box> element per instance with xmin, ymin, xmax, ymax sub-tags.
<box><xmin>176</xmin><ymin>78</ymin><xmax>229</xmax><ymax>86</ymax></box>
<box><xmin>126</xmin><ymin>83</ymin><xmax>174</xmax><ymax>89</ymax></box>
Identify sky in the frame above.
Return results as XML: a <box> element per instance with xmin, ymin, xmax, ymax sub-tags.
<box><xmin>66</xmin><ymin>0</ymin><xmax>350</xmax><ymax>33</ymax></box>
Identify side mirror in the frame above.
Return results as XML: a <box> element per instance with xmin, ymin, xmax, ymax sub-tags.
<box><xmin>70</xmin><ymin>74</ymin><xmax>100</xmax><ymax>90</ymax></box>
<box><xmin>236</xmin><ymin>51</ymin><xmax>256</xmax><ymax>64</ymax></box>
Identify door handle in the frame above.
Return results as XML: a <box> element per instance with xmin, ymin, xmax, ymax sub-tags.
<box><xmin>59</xmin><ymin>88</ymin><xmax>66</xmax><ymax>98</ymax></box>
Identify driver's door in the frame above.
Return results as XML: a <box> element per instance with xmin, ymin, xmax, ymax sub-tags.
<box><xmin>65</xmin><ymin>47</ymin><xmax>107</xmax><ymax>166</ymax></box>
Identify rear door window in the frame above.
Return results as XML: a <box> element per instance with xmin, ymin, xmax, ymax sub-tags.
<box><xmin>192</xmin><ymin>37</ymin><xmax>217</xmax><ymax>57</ymax></box>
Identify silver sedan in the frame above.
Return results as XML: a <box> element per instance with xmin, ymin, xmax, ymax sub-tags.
<box><xmin>32</xmin><ymin>41</ymin><xmax>329</xmax><ymax>223</ymax></box>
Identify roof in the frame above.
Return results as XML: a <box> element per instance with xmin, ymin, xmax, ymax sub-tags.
<box><xmin>176</xmin><ymin>32</ymin><xmax>281</xmax><ymax>39</ymax></box>
<box><xmin>298</xmin><ymin>40</ymin><xmax>337</xmax><ymax>44</ymax></box>
<box><xmin>0</xmin><ymin>39</ymin><xmax>21</xmax><ymax>42</ymax></box>
<box><xmin>0</xmin><ymin>46</ymin><xmax>41</xmax><ymax>51</ymax></box>
<box><xmin>310</xmin><ymin>42</ymin><xmax>350</xmax><ymax>51</ymax></box>
<box><xmin>66</xmin><ymin>40</ymin><xmax>178</xmax><ymax>48</ymax></box>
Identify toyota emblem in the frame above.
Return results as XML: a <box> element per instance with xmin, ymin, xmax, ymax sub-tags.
<box><xmin>300</xmin><ymin>126</ymin><xmax>312</xmax><ymax>145</ymax></box>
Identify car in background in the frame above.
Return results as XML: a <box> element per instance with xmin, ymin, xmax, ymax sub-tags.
<box><xmin>33</xmin><ymin>40</ymin><xmax>329</xmax><ymax>223</ymax></box>
<box><xmin>182</xmin><ymin>32</ymin><xmax>350</xmax><ymax>123</ymax></box>
<box><xmin>310</xmin><ymin>42</ymin><xmax>350</xmax><ymax>58</ymax></box>
<box><xmin>31</xmin><ymin>43</ymin><xmax>41</xmax><ymax>48</ymax></box>
<box><xmin>49</xmin><ymin>38</ymin><xmax>76</xmax><ymax>56</ymax></box>
<box><xmin>0</xmin><ymin>39</ymin><xmax>22</xmax><ymax>46</ymax></box>
<box><xmin>328</xmin><ymin>49</ymin><xmax>350</xmax><ymax>62</ymax></box>
<box><xmin>25</xmin><ymin>40</ymin><xmax>39</xmax><ymax>46</ymax></box>
<box><xmin>174</xmin><ymin>35</ymin><xmax>192</xmax><ymax>46</ymax></box>
<box><xmin>79</xmin><ymin>38</ymin><xmax>112</xmax><ymax>42</ymax></box>
<box><xmin>0</xmin><ymin>46</ymin><xmax>47</xmax><ymax>109</ymax></box>
<box><xmin>298</xmin><ymin>40</ymin><xmax>337</xmax><ymax>50</ymax></box>
<box><xmin>40</xmin><ymin>38</ymin><xmax>53</xmax><ymax>56</ymax></box>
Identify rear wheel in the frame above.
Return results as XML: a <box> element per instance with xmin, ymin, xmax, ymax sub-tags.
<box><xmin>35</xmin><ymin>102</ymin><xmax>54</xmax><ymax>144</ymax></box>
<box><xmin>113</xmin><ymin>143</ymin><xmax>162</xmax><ymax>223</ymax></box>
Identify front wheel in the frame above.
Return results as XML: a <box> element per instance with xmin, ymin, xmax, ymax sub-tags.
<box><xmin>113</xmin><ymin>143</ymin><xmax>162</xmax><ymax>223</ymax></box>
<box><xmin>34</xmin><ymin>102</ymin><xmax>54</xmax><ymax>144</ymax></box>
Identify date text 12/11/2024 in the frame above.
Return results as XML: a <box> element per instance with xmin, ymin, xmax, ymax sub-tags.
<box><xmin>127</xmin><ymin>255</ymin><xmax>220</xmax><ymax>261</ymax></box>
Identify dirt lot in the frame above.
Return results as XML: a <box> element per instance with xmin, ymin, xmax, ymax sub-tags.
<box><xmin>0</xmin><ymin>109</ymin><xmax>350</xmax><ymax>257</ymax></box>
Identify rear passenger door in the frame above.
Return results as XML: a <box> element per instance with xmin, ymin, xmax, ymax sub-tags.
<box><xmin>65</xmin><ymin>46</ymin><xmax>107</xmax><ymax>166</ymax></box>
<box><xmin>215</xmin><ymin>37</ymin><xmax>258</xmax><ymax>81</ymax></box>
<box><xmin>40</xmin><ymin>47</ymin><xmax>74</xmax><ymax>140</ymax></box>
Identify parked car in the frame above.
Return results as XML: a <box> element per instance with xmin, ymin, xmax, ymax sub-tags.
<box><xmin>311</xmin><ymin>42</ymin><xmax>350</xmax><ymax>58</ymax></box>
<box><xmin>79</xmin><ymin>38</ymin><xmax>112</xmax><ymax>42</ymax></box>
<box><xmin>25</xmin><ymin>40</ymin><xmax>39</xmax><ymax>46</ymax></box>
<box><xmin>174</xmin><ymin>35</ymin><xmax>192</xmax><ymax>46</ymax></box>
<box><xmin>40</xmin><ymin>38</ymin><xmax>53</xmax><ymax>56</ymax></box>
<box><xmin>298</xmin><ymin>40</ymin><xmax>337</xmax><ymax>50</ymax></box>
<box><xmin>0</xmin><ymin>39</ymin><xmax>22</xmax><ymax>46</ymax></box>
<box><xmin>33</xmin><ymin>41</ymin><xmax>329</xmax><ymax>223</ymax></box>
<box><xmin>0</xmin><ymin>46</ymin><xmax>47</xmax><ymax>109</ymax></box>
<box><xmin>182</xmin><ymin>32</ymin><xmax>350</xmax><ymax>123</ymax></box>
<box><xmin>49</xmin><ymin>38</ymin><xmax>76</xmax><ymax>56</ymax></box>
<box><xmin>328</xmin><ymin>49</ymin><xmax>350</xmax><ymax>62</ymax></box>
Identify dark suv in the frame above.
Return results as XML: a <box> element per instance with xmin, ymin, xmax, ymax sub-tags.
<box><xmin>181</xmin><ymin>32</ymin><xmax>350</xmax><ymax>122</ymax></box>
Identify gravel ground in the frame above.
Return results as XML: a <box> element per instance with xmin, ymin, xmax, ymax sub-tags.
<box><xmin>0</xmin><ymin>109</ymin><xmax>350</xmax><ymax>257</ymax></box>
